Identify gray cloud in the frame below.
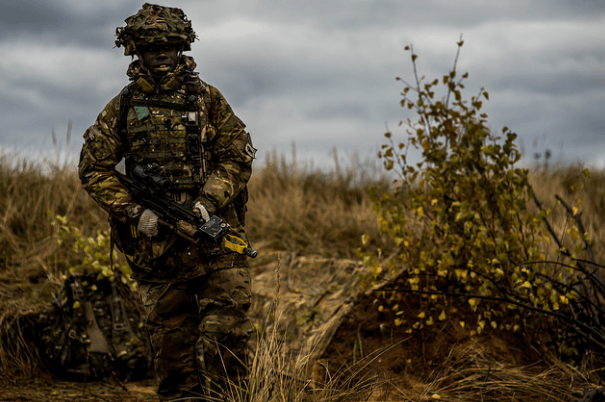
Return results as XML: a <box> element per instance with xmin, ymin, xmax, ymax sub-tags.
<box><xmin>0</xmin><ymin>0</ymin><xmax>603</xmax><ymax>169</ymax></box>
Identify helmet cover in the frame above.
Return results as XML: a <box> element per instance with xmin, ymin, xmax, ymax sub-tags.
<box><xmin>115</xmin><ymin>3</ymin><xmax>196</xmax><ymax>56</ymax></box>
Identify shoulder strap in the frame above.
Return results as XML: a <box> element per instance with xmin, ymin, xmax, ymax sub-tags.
<box><xmin>118</xmin><ymin>83</ymin><xmax>136</xmax><ymax>159</ymax></box>
<box><xmin>118</xmin><ymin>82</ymin><xmax>134</xmax><ymax>157</ymax></box>
<box><xmin>199</xmin><ymin>78</ymin><xmax>212</xmax><ymax>116</ymax></box>
<box><xmin>183</xmin><ymin>74</ymin><xmax>212</xmax><ymax>183</ymax></box>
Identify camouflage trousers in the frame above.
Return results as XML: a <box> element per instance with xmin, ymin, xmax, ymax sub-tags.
<box><xmin>138</xmin><ymin>255</ymin><xmax>253</xmax><ymax>401</ymax></box>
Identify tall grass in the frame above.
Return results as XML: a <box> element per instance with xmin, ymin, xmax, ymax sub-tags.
<box><xmin>1</xmin><ymin>148</ymin><xmax>604</xmax><ymax>399</ymax></box>
<box><xmin>247</xmin><ymin>149</ymin><xmax>388</xmax><ymax>258</ymax></box>
<box><xmin>529</xmin><ymin>162</ymin><xmax>605</xmax><ymax>264</ymax></box>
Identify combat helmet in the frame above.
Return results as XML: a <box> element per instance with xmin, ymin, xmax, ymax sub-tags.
<box><xmin>115</xmin><ymin>3</ymin><xmax>197</xmax><ymax>56</ymax></box>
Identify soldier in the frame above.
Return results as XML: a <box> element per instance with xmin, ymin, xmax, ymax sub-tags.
<box><xmin>78</xmin><ymin>3</ymin><xmax>256</xmax><ymax>401</ymax></box>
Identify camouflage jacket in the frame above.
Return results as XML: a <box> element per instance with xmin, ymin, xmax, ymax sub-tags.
<box><xmin>79</xmin><ymin>56</ymin><xmax>255</xmax><ymax>280</ymax></box>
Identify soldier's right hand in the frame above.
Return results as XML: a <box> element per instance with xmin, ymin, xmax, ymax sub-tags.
<box><xmin>138</xmin><ymin>209</ymin><xmax>159</xmax><ymax>237</ymax></box>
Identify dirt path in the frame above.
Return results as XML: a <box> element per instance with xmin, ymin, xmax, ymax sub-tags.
<box><xmin>0</xmin><ymin>377</ymin><xmax>157</xmax><ymax>402</ymax></box>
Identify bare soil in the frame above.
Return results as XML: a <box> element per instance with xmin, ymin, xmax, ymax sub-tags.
<box><xmin>0</xmin><ymin>375</ymin><xmax>157</xmax><ymax>402</ymax></box>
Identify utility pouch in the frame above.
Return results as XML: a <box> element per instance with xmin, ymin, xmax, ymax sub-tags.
<box><xmin>110</xmin><ymin>217</ymin><xmax>139</xmax><ymax>256</ymax></box>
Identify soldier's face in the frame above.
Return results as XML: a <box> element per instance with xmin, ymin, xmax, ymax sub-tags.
<box><xmin>140</xmin><ymin>45</ymin><xmax>179</xmax><ymax>76</ymax></box>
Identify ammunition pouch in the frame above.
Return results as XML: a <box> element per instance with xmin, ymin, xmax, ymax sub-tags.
<box><xmin>110</xmin><ymin>217</ymin><xmax>139</xmax><ymax>256</ymax></box>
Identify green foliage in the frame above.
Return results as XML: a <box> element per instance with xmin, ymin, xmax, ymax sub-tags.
<box><xmin>360</xmin><ymin>41</ymin><xmax>578</xmax><ymax>338</ymax></box>
<box><xmin>52</xmin><ymin>215</ymin><xmax>133</xmax><ymax>286</ymax></box>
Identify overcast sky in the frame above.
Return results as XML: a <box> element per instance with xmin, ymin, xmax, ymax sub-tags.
<box><xmin>0</xmin><ymin>0</ymin><xmax>603</xmax><ymax>171</ymax></box>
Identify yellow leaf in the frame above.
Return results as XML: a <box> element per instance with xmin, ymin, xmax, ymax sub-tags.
<box><xmin>361</xmin><ymin>234</ymin><xmax>370</xmax><ymax>246</ymax></box>
<box><xmin>439</xmin><ymin>311</ymin><xmax>446</xmax><ymax>321</ymax></box>
<box><xmin>417</xmin><ymin>206</ymin><xmax>425</xmax><ymax>217</ymax></box>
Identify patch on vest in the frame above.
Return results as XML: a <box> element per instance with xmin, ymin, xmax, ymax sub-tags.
<box><xmin>133</xmin><ymin>106</ymin><xmax>150</xmax><ymax>121</ymax></box>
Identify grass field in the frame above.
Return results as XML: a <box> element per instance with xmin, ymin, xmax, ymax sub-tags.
<box><xmin>1</xmin><ymin>148</ymin><xmax>604</xmax><ymax>401</ymax></box>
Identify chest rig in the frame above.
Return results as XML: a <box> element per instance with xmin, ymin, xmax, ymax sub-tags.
<box><xmin>118</xmin><ymin>73</ymin><xmax>211</xmax><ymax>194</ymax></box>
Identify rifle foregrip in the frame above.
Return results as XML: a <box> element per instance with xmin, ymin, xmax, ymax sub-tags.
<box><xmin>177</xmin><ymin>220</ymin><xmax>199</xmax><ymax>238</ymax></box>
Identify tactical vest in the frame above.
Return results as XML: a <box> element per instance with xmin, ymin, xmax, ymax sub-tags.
<box><xmin>112</xmin><ymin>72</ymin><xmax>250</xmax><ymax>264</ymax></box>
<box><xmin>119</xmin><ymin>73</ymin><xmax>212</xmax><ymax>194</ymax></box>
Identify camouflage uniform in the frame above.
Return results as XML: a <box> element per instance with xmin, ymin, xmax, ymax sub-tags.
<box><xmin>78</xmin><ymin>4</ymin><xmax>255</xmax><ymax>400</ymax></box>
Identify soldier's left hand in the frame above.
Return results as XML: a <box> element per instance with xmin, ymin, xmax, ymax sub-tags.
<box><xmin>193</xmin><ymin>202</ymin><xmax>211</xmax><ymax>222</ymax></box>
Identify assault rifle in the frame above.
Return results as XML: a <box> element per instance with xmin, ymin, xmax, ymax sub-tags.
<box><xmin>115</xmin><ymin>162</ymin><xmax>257</xmax><ymax>258</ymax></box>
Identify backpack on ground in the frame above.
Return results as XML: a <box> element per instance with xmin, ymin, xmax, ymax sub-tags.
<box><xmin>37</xmin><ymin>272</ymin><xmax>151</xmax><ymax>382</ymax></box>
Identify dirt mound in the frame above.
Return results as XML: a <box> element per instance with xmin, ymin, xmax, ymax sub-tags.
<box><xmin>249</xmin><ymin>251</ymin><xmax>366</xmax><ymax>376</ymax></box>
<box><xmin>248</xmin><ymin>252</ymin><xmax>594</xmax><ymax>400</ymax></box>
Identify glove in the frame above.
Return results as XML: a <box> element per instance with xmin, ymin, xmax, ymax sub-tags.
<box><xmin>193</xmin><ymin>201</ymin><xmax>211</xmax><ymax>222</ymax></box>
<box><xmin>138</xmin><ymin>209</ymin><xmax>159</xmax><ymax>237</ymax></box>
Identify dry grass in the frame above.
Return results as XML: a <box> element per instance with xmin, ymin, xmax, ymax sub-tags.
<box><xmin>529</xmin><ymin>162</ymin><xmax>605</xmax><ymax>263</ymax></box>
<box><xmin>1</xmin><ymin>149</ymin><xmax>604</xmax><ymax>400</ymax></box>
<box><xmin>396</xmin><ymin>344</ymin><xmax>593</xmax><ymax>401</ymax></box>
<box><xmin>231</xmin><ymin>256</ymin><xmax>400</xmax><ymax>402</ymax></box>
<box><xmin>246</xmin><ymin>150</ymin><xmax>388</xmax><ymax>258</ymax></box>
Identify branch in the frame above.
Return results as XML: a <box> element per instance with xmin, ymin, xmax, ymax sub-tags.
<box><xmin>530</xmin><ymin>186</ymin><xmax>601</xmax><ymax>323</ymax></box>
<box><xmin>555</xmin><ymin>194</ymin><xmax>596</xmax><ymax>264</ymax></box>
<box><xmin>444</xmin><ymin>35</ymin><xmax>463</xmax><ymax>111</ymax></box>
<box><xmin>375</xmin><ymin>285</ymin><xmax>605</xmax><ymax>351</ymax></box>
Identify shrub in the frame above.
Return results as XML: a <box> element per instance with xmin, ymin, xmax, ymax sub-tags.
<box><xmin>359</xmin><ymin>40</ymin><xmax>582</xmax><ymax>346</ymax></box>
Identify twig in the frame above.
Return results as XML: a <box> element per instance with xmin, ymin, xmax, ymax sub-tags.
<box><xmin>375</xmin><ymin>286</ymin><xmax>605</xmax><ymax>351</ymax></box>
<box><xmin>555</xmin><ymin>194</ymin><xmax>596</xmax><ymax>264</ymax></box>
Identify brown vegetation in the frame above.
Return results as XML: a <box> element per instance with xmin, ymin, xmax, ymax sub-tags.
<box><xmin>0</xmin><ymin>148</ymin><xmax>604</xmax><ymax>401</ymax></box>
